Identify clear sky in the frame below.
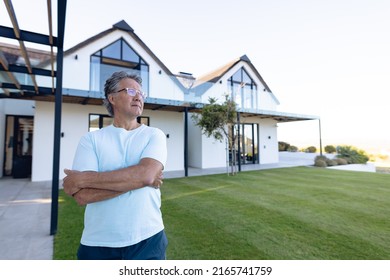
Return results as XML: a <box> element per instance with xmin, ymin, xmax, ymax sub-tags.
<box><xmin>1</xmin><ymin>0</ymin><xmax>390</xmax><ymax>154</ymax></box>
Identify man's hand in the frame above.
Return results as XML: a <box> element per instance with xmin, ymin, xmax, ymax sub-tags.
<box><xmin>151</xmin><ymin>171</ymin><xmax>164</xmax><ymax>189</ymax></box>
<box><xmin>63</xmin><ymin>169</ymin><xmax>95</xmax><ymax>196</ymax></box>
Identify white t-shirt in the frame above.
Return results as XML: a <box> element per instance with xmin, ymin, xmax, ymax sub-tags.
<box><xmin>72</xmin><ymin>124</ymin><xmax>167</xmax><ymax>247</ymax></box>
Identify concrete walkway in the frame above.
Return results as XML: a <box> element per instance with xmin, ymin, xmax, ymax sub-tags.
<box><xmin>0</xmin><ymin>179</ymin><xmax>53</xmax><ymax>260</ymax></box>
<box><xmin>0</xmin><ymin>152</ymin><xmax>318</xmax><ymax>260</ymax></box>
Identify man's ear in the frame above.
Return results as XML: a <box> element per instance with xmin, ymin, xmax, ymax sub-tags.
<box><xmin>108</xmin><ymin>94</ymin><xmax>115</xmax><ymax>105</ymax></box>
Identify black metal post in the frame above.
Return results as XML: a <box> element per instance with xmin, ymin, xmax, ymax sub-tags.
<box><xmin>50</xmin><ymin>0</ymin><xmax>67</xmax><ymax>235</ymax></box>
<box><xmin>319</xmin><ymin>118</ymin><xmax>323</xmax><ymax>156</ymax></box>
<box><xmin>184</xmin><ymin>107</ymin><xmax>189</xmax><ymax>177</ymax></box>
<box><xmin>237</xmin><ymin>112</ymin><xmax>241</xmax><ymax>172</ymax></box>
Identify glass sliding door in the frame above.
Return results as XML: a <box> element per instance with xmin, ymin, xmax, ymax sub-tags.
<box><xmin>230</xmin><ymin>123</ymin><xmax>259</xmax><ymax>165</ymax></box>
<box><xmin>241</xmin><ymin>123</ymin><xmax>259</xmax><ymax>164</ymax></box>
<box><xmin>3</xmin><ymin>116</ymin><xmax>34</xmax><ymax>178</ymax></box>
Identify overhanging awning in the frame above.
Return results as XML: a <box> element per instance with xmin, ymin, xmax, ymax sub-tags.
<box><xmin>239</xmin><ymin>108</ymin><xmax>319</xmax><ymax>123</ymax></box>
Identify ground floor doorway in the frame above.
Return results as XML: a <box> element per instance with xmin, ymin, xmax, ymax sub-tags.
<box><xmin>3</xmin><ymin>115</ymin><xmax>34</xmax><ymax>178</ymax></box>
<box><xmin>229</xmin><ymin>123</ymin><xmax>259</xmax><ymax>165</ymax></box>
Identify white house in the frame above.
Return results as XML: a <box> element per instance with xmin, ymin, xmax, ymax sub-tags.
<box><xmin>0</xmin><ymin>20</ymin><xmax>318</xmax><ymax>181</ymax></box>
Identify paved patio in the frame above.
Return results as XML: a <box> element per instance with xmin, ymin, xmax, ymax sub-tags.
<box><xmin>0</xmin><ymin>179</ymin><xmax>53</xmax><ymax>259</ymax></box>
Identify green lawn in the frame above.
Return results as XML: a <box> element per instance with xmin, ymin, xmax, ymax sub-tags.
<box><xmin>54</xmin><ymin>167</ymin><xmax>390</xmax><ymax>260</ymax></box>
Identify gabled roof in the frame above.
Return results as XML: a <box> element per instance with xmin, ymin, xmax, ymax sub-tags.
<box><xmin>194</xmin><ymin>55</ymin><xmax>272</xmax><ymax>89</ymax></box>
<box><xmin>192</xmin><ymin>55</ymin><xmax>279</xmax><ymax>104</ymax></box>
<box><xmin>66</xmin><ymin>21</ymin><xmax>172</xmax><ymax>78</ymax></box>
<box><xmin>64</xmin><ymin>20</ymin><xmax>186</xmax><ymax>94</ymax></box>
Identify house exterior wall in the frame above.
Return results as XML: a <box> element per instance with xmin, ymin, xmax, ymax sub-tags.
<box><xmin>142</xmin><ymin>110</ymin><xmax>184</xmax><ymax>172</ymax></box>
<box><xmin>201</xmin><ymin>134</ymin><xmax>227</xmax><ymax>168</ymax></box>
<box><xmin>188</xmin><ymin>114</ymin><xmax>278</xmax><ymax>169</ymax></box>
<box><xmin>188</xmin><ymin>113</ymin><xmax>226</xmax><ymax>169</ymax></box>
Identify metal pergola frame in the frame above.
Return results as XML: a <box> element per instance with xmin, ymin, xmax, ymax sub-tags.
<box><xmin>0</xmin><ymin>0</ymin><xmax>67</xmax><ymax>235</ymax></box>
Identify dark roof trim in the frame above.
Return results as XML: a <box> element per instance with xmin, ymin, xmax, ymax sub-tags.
<box><xmin>113</xmin><ymin>20</ymin><xmax>134</xmax><ymax>32</ymax></box>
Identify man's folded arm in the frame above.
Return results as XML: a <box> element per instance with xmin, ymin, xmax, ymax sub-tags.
<box><xmin>72</xmin><ymin>188</ymin><xmax>125</xmax><ymax>206</ymax></box>
<box><xmin>63</xmin><ymin>157</ymin><xmax>163</xmax><ymax>204</ymax></box>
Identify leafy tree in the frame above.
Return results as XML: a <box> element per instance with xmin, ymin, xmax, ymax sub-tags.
<box><xmin>192</xmin><ymin>96</ymin><xmax>238</xmax><ymax>175</ymax></box>
<box><xmin>278</xmin><ymin>141</ymin><xmax>291</xmax><ymax>151</ymax></box>
<box><xmin>305</xmin><ymin>146</ymin><xmax>317</xmax><ymax>153</ymax></box>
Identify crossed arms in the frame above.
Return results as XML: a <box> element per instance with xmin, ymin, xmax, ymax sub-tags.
<box><xmin>63</xmin><ymin>157</ymin><xmax>163</xmax><ymax>206</ymax></box>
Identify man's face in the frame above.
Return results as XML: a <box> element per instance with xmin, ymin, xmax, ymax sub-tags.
<box><xmin>110</xmin><ymin>78</ymin><xmax>144</xmax><ymax>119</ymax></box>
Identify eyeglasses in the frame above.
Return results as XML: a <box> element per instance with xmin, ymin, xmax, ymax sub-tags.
<box><xmin>113</xmin><ymin>88</ymin><xmax>147</xmax><ymax>100</ymax></box>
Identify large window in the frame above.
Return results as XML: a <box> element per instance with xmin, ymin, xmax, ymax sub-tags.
<box><xmin>228</xmin><ymin>68</ymin><xmax>257</xmax><ymax>110</ymax></box>
<box><xmin>89</xmin><ymin>114</ymin><xmax>113</xmax><ymax>131</ymax></box>
<box><xmin>90</xmin><ymin>38</ymin><xmax>149</xmax><ymax>94</ymax></box>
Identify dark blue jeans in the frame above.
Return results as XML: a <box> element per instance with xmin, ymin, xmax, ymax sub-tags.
<box><xmin>77</xmin><ymin>230</ymin><xmax>168</xmax><ymax>260</ymax></box>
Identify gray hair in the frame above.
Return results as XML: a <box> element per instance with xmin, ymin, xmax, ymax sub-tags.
<box><xmin>103</xmin><ymin>71</ymin><xmax>142</xmax><ymax>116</ymax></box>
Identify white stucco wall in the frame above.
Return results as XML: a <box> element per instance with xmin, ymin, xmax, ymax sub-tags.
<box><xmin>31</xmin><ymin>102</ymin><xmax>53</xmax><ymax>181</ymax></box>
<box><xmin>258</xmin><ymin>89</ymin><xmax>278</xmax><ymax>111</ymax></box>
<box><xmin>258</xmin><ymin>118</ymin><xmax>279</xmax><ymax>164</ymax></box>
<box><xmin>142</xmin><ymin>109</ymin><xmax>184</xmax><ymax>172</ymax></box>
<box><xmin>200</xmin><ymin>81</ymin><xmax>227</xmax><ymax>104</ymax></box>
<box><xmin>201</xmin><ymin>134</ymin><xmax>227</xmax><ymax>168</ymax></box>
<box><xmin>187</xmin><ymin>114</ymin><xmax>228</xmax><ymax>169</ymax></box>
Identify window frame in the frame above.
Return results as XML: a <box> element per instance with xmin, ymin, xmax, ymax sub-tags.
<box><xmin>228</xmin><ymin>68</ymin><xmax>258</xmax><ymax>110</ymax></box>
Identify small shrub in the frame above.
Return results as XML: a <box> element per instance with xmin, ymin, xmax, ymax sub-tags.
<box><xmin>305</xmin><ymin>146</ymin><xmax>317</xmax><ymax>153</ymax></box>
<box><xmin>315</xmin><ymin>159</ymin><xmax>327</xmax><ymax>167</ymax></box>
<box><xmin>287</xmin><ymin>145</ymin><xmax>298</xmax><ymax>152</ymax></box>
<box><xmin>315</xmin><ymin>155</ymin><xmax>328</xmax><ymax>162</ymax></box>
<box><xmin>324</xmin><ymin>145</ymin><xmax>336</xmax><ymax>154</ymax></box>
<box><xmin>335</xmin><ymin>158</ymin><xmax>348</xmax><ymax>165</ymax></box>
<box><xmin>326</xmin><ymin>159</ymin><xmax>338</xmax><ymax>166</ymax></box>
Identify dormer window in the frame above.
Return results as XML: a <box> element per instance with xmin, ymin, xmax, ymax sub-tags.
<box><xmin>90</xmin><ymin>38</ymin><xmax>149</xmax><ymax>94</ymax></box>
<box><xmin>228</xmin><ymin>68</ymin><xmax>257</xmax><ymax>110</ymax></box>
